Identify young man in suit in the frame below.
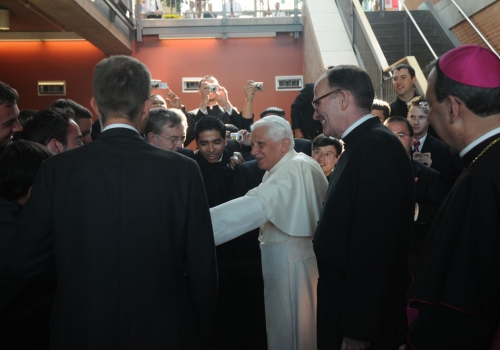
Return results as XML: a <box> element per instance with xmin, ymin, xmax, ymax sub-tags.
<box><xmin>312</xmin><ymin>65</ymin><xmax>415</xmax><ymax>350</ymax></box>
<box><xmin>4</xmin><ymin>55</ymin><xmax>217</xmax><ymax>349</ymax></box>
<box><xmin>407</xmin><ymin>95</ymin><xmax>454</xmax><ymax>192</ymax></box>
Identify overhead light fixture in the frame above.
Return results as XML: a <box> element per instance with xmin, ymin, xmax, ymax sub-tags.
<box><xmin>0</xmin><ymin>9</ymin><xmax>9</xmax><ymax>31</ymax></box>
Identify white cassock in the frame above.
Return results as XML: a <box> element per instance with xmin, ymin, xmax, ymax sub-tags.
<box><xmin>211</xmin><ymin>150</ymin><xmax>328</xmax><ymax>350</ymax></box>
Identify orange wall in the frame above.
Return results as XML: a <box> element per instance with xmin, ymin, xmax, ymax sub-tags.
<box><xmin>0</xmin><ymin>33</ymin><xmax>303</xmax><ymax>123</ymax></box>
<box><xmin>0</xmin><ymin>41</ymin><xmax>106</xmax><ymax>113</ymax></box>
<box><xmin>134</xmin><ymin>33</ymin><xmax>303</xmax><ymax>123</ymax></box>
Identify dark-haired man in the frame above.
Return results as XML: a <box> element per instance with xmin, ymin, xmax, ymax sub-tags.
<box><xmin>51</xmin><ymin>99</ymin><xmax>93</xmax><ymax>144</ymax></box>
<box><xmin>21</xmin><ymin>107</ymin><xmax>83</xmax><ymax>154</ymax></box>
<box><xmin>5</xmin><ymin>55</ymin><xmax>217</xmax><ymax>349</ymax></box>
<box><xmin>313</xmin><ymin>65</ymin><xmax>415</xmax><ymax>349</ymax></box>
<box><xmin>408</xmin><ymin>45</ymin><xmax>500</xmax><ymax>349</ymax></box>
<box><xmin>0</xmin><ymin>81</ymin><xmax>22</xmax><ymax>147</ymax></box>
<box><xmin>390</xmin><ymin>63</ymin><xmax>419</xmax><ymax>117</ymax></box>
<box><xmin>194</xmin><ymin>116</ymin><xmax>233</xmax><ymax>207</ymax></box>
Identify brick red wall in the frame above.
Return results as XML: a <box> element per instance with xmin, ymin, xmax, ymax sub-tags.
<box><xmin>451</xmin><ymin>1</ymin><xmax>500</xmax><ymax>53</ymax></box>
<box><xmin>302</xmin><ymin>2</ymin><xmax>324</xmax><ymax>85</ymax></box>
<box><xmin>0</xmin><ymin>34</ymin><xmax>303</xmax><ymax>123</ymax></box>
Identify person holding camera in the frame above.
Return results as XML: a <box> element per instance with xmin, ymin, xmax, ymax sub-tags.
<box><xmin>166</xmin><ymin>76</ymin><xmax>256</xmax><ymax>146</ymax></box>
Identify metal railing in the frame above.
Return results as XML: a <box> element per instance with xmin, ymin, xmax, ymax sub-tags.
<box><xmin>400</xmin><ymin>0</ymin><xmax>437</xmax><ymax>60</ymax></box>
<box><xmin>449</xmin><ymin>0</ymin><xmax>499</xmax><ymax>59</ymax></box>
<box><xmin>335</xmin><ymin>0</ymin><xmax>427</xmax><ymax>102</ymax></box>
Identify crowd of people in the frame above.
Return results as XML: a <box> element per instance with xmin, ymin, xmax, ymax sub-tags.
<box><xmin>1</xmin><ymin>44</ymin><xmax>500</xmax><ymax>350</ymax></box>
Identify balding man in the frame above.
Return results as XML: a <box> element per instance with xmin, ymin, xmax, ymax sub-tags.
<box><xmin>407</xmin><ymin>45</ymin><xmax>500</xmax><ymax>349</ymax></box>
<box><xmin>211</xmin><ymin>116</ymin><xmax>328</xmax><ymax>350</ymax></box>
<box><xmin>312</xmin><ymin>65</ymin><xmax>415</xmax><ymax>350</ymax></box>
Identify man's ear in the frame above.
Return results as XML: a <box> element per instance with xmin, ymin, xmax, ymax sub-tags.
<box><xmin>412</xmin><ymin>75</ymin><xmax>417</xmax><ymax>85</ymax></box>
<box><xmin>48</xmin><ymin>138</ymin><xmax>64</xmax><ymax>154</ymax></box>
<box><xmin>146</xmin><ymin>132</ymin><xmax>155</xmax><ymax>143</ymax></box>
<box><xmin>282</xmin><ymin>138</ymin><xmax>291</xmax><ymax>152</ymax></box>
<box><xmin>90</xmin><ymin>97</ymin><xmax>100</xmax><ymax>116</ymax></box>
<box><xmin>447</xmin><ymin>95</ymin><xmax>461</xmax><ymax>124</ymax></box>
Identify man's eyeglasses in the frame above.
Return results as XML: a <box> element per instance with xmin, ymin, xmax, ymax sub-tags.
<box><xmin>312</xmin><ymin>89</ymin><xmax>341</xmax><ymax>110</ymax></box>
<box><xmin>155</xmin><ymin>134</ymin><xmax>186</xmax><ymax>144</ymax></box>
<box><xmin>312</xmin><ymin>150</ymin><xmax>338</xmax><ymax>159</ymax></box>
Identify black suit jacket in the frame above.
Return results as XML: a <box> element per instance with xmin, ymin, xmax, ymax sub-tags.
<box><xmin>314</xmin><ymin>118</ymin><xmax>415</xmax><ymax>349</ymax></box>
<box><xmin>417</xmin><ymin>135</ymin><xmax>453</xmax><ymax>193</ymax></box>
<box><xmin>5</xmin><ymin>128</ymin><xmax>217</xmax><ymax>350</ymax></box>
<box><xmin>410</xmin><ymin>160</ymin><xmax>445</xmax><ymax>275</ymax></box>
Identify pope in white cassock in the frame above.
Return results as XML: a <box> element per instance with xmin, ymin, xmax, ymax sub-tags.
<box><xmin>210</xmin><ymin>116</ymin><xmax>328</xmax><ymax>350</ymax></box>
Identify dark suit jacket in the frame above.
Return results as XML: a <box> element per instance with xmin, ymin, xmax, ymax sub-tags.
<box><xmin>5</xmin><ymin>128</ymin><xmax>217</xmax><ymax>350</ymax></box>
<box><xmin>291</xmin><ymin>83</ymin><xmax>323</xmax><ymax>140</ymax></box>
<box><xmin>314</xmin><ymin>118</ymin><xmax>415</xmax><ymax>349</ymax></box>
<box><xmin>178</xmin><ymin>147</ymin><xmax>195</xmax><ymax>158</ymax></box>
<box><xmin>417</xmin><ymin>134</ymin><xmax>453</xmax><ymax>193</ymax></box>
<box><xmin>410</xmin><ymin>160</ymin><xmax>445</xmax><ymax>275</ymax></box>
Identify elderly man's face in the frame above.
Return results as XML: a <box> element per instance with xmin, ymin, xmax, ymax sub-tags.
<box><xmin>251</xmin><ymin>126</ymin><xmax>288</xmax><ymax>171</ymax></box>
<box><xmin>150</xmin><ymin>123</ymin><xmax>186</xmax><ymax>152</ymax></box>
<box><xmin>0</xmin><ymin>103</ymin><xmax>21</xmax><ymax>147</ymax></box>
<box><xmin>313</xmin><ymin>78</ymin><xmax>345</xmax><ymax>138</ymax></box>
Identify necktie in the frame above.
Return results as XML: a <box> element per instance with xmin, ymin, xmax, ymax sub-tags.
<box><xmin>413</xmin><ymin>140</ymin><xmax>421</xmax><ymax>152</ymax></box>
<box><xmin>155</xmin><ymin>0</ymin><xmax>159</xmax><ymax>10</ymax></box>
<box><xmin>230</xmin><ymin>1</ymin><xmax>234</xmax><ymax>14</ymax></box>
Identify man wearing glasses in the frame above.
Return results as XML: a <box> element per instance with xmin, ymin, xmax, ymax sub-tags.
<box><xmin>144</xmin><ymin>108</ymin><xmax>193</xmax><ymax>157</ymax></box>
<box><xmin>312</xmin><ymin>65</ymin><xmax>415</xmax><ymax>350</ymax></box>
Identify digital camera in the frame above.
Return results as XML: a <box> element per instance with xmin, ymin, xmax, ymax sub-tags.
<box><xmin>230</xmin><ymin>133</ymin><xmax>243</xmax><ymax>142</ymax></box>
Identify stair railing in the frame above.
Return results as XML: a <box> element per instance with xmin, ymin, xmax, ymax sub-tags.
<box><xmin>335</xmin><ymin>0</ymin><xmax>426</xmax><ymax>102</ymax></box>
<box><xmin>400</xmin><ymin>0</ymin><xmax>437</xmax><ymax>60</ymax></box>
<box><xmin>449</xmin><ymin>0</ymin><xmax>500</xmax><ymax>59</ymax></box>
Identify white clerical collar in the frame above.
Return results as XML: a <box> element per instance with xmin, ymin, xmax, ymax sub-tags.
<box><xmin>341</xmin><ymin>114</ymin><xmax>373</xmax><ymax>139</ymax></box>
<box><xmin>269</xmin><ymin>149</ymin><xmax>296</xmax><ymax>174</ymax></box>
<box><xmin>459</xmin><ymin>126</ymin><xmax>500</xmax><ymax>158</ymax></box>
<box><xmin>102</xmin><ymin>123</ymin><xmax>139</xmax><ymax>133</ymax></box>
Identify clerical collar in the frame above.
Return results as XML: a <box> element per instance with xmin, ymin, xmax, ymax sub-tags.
<box><xmin>342</xmin><ymin>114</ymin><xmax>372</xmax><ymax>139</ymax></box>
<box><xmin>459</xmin><ymin>126</ymin><xmax>500</xmax><ymax>158</ymax></box>
<box><xmin>102</xmin><ymin>123</ymin><xmax>139</xmax><ymax>133</ymax></box>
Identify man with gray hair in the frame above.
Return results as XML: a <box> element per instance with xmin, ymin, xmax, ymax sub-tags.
<box><xmin>211</xmin><ymin>115</ymin><xmax>328</xmax><ymax>350</ymax></box>
<box><xmin>145</xmin><ymin>108</ymin><xmax>188</xmax><ymax>153</ymax></box>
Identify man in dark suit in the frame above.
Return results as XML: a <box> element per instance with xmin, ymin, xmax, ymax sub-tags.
<box><xmin>384</xmin><ymin>116</ymin><xmax>445</xmax><ymax>275</ymax></box>
<box><xmin>4</xmin><ymin>56</ymin><xmax>217</xmax><ymax>349</ymax></box>
<box><xmin>312</xmin><ymin>65</ymin><xmax>415</xmax><ymax>350</ymax></box>
<box><xmin>407</xmin><ymin>95</ymin><xmax>455</xmax><ymax>192</ymax></box>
